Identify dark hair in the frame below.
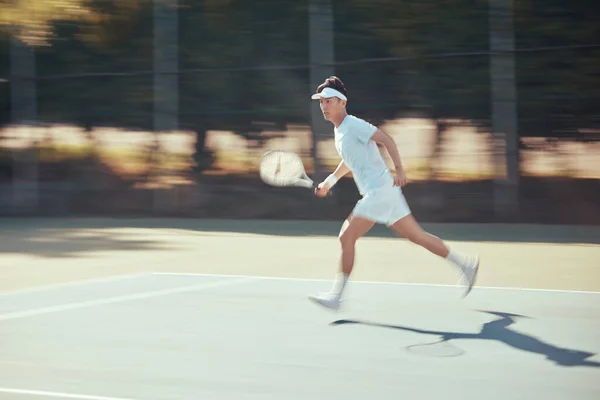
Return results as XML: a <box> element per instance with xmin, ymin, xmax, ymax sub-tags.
<box><xmin>316</xmin><ymin>76</ymin><xmax>347</xmax><ymax>97</ymax></box>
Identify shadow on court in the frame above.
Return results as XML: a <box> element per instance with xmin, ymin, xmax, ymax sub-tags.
<box><xmin>1</xmin><ymin>218</ymin><xmax>599</xmax><ymax>244</ymax></box>
<box><xmin>0</xmin><ymin>228</ymin><xmax>176</xmax><ymax>257</ymax></box>
<box><xmin>331</xmin><ymin>311</ymin><xmax>600</xmax><ymax>368</ymax></box>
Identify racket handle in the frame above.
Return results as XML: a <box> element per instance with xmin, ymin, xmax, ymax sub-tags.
<box><xmin>313</xmin><ymin>183</ymin><xmax>332</xmax><ymax>197</ymax></box>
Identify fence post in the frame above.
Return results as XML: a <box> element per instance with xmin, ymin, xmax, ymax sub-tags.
<box><xmin>9</xmin><ymin>35</ymin><xmax>38</xmax><ymax>214</ymax></box>
<box><xmin>153</xmin><ymin>0</ymin><xmax>179</xmax><ymax>213</ymax></box>
<box><xmin>489</xmin><ymin>0</ymin><xmax>519</xmax><ymax>218</ymax></box>
<box><xmin>309</xmin><ymin>0</ymin><xmax>335</xmax><ymax>180</ymax></box>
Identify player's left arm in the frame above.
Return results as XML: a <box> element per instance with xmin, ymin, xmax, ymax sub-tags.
<box><xmin>370</xmin><ymin>128</ymin><xmax>408</xmax><ymax>187</ymax></box>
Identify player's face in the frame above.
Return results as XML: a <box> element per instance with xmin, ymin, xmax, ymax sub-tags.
<box><xmin>319</xmin><ymin>97</ymin><xmax>345</xmax><ymax>121</ymax></box>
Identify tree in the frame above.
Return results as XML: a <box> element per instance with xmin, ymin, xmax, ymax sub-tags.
<box><xmin>515</xmin><ymin>0</ymin><xmax>600</xmax><ymax>140</ymax></box>
<box><xmin>178</xmin><ymin>0</ymin><xmax>311</xmax><ymax>172</ymax></box>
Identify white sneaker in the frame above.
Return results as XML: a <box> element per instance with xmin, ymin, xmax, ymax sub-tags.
<box><xmin>458</xmin><ymin>255</ymin><xmax>480</xmax><ymax>297</ymax></box>
<box><xmin>308</xmin><ymin>292</ymin><xmax>342</xmax><ymax>311</ymax></box>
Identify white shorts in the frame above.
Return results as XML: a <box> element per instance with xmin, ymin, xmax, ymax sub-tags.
<box><xmin>352</xmin><ymin>184</ymin><xmax>412</xmax><ymax>226</ymax></box>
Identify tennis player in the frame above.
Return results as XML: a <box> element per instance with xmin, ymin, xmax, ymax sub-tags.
<box><xmin>308</xmin><ymin>76</ymin><xmax>480</xmax><ymax>310</ymax></box>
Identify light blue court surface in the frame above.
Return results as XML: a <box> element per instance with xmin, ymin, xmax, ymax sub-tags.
<box><xmin>0</xmin><ymin>273</ymin><xmax>599</xmax><ymax>400</ymax></box>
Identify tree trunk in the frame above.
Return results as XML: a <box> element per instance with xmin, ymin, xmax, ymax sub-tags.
<box><xmin>193</xmin><ymin>128</ymin><xmax>213</xmax><ymax>172</ymax></box>
<box><xmin>423</xmin><ymin>119</ymin><xmax>447</xmax><ymax>210</ymax></box>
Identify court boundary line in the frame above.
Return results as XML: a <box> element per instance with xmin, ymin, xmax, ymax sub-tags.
<box><xmin>151</xmin><ymin>272</ymin><xmax>600</xmax><ymax>295</ymax></box>
<box><xmin>0</xmin><ymin>277</ymin><xmax>251</xmax><ymax>322</ymax></box>
<box><xmin>0</xmin><ymin>387</ymin><xmax>139</xmax><ymax>400</ymax></box>
<box><xmin>0</xmin><ymin>273</ymin><xmax>152</xmax><ymax>297</ymax></box>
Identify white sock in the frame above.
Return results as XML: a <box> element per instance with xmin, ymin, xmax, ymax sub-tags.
<box><xmin>446</xmin><ymin>249</ymin><xmax>466</xmax><ymax>268</ymax></box>
<box><xmin>331</xmin><ymin>272</ymin><xmax>349</xmax><ymax>296</ymax></box>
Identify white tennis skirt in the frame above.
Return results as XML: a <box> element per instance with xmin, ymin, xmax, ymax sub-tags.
<box><xmin>352</xmin><ymin>184</ymin><xmax>412</xmax><ymax>226</ymax></box>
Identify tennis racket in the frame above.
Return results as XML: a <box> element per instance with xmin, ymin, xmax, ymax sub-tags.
<box><xmin>259</xmin><ymin>150</ymin><xmax>319</xmax><ymax>190</ymax></box>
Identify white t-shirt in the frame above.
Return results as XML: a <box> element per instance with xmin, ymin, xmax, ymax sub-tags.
<box><xmin>334</xmin><ymin>115</ymin><xmax>394</xmax><ymax>195</ymax></box>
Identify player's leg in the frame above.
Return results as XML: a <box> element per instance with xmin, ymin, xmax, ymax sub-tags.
<box><xmin>389</xmin><ymin>213</ymin><xmax>449</xmax><ymax>257</ymax></box>
<box><xmin>309</xmin><ymin>213</ymin><xmax>375</xmax><ymax>310</ymax></box>
<box><xmin>336</xmin><ymin>213</ymin><xmax>375</xmax><ymax>286</ymax></box>
<box><xmin>388</xmin><ymin>213</ymin><xmax>479</xmax><ymax>296</ymax></box>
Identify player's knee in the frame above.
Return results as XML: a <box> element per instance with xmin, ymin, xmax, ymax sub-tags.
<box><xmin>339</xmin><ymin>230</ymin><xmax>358</xmax><ymax>248</ymax></box>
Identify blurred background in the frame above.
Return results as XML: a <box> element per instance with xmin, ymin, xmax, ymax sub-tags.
<box><xmin>0</xmin><ymin>0</ymin><xmax>598</xmax><ymax>224</ymax></box>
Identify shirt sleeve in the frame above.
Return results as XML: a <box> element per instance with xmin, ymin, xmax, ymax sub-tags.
<box><xmin>351</xmin><ymin>118</ymin><xmax>378</xmax><ymax>143</ymax></box>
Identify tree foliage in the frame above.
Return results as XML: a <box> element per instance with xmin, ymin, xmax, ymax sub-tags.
<box><xmin>0</xmin><ymin>0</ymin><xmax>598</xmax><ymax>162</ymax></box>
<box><xmin>0</xmin><ymin>0</ymin><xmax>96</xmax><ymax>46</ymax></box>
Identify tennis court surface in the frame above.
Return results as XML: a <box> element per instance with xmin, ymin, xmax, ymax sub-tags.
<box><xmin>0</xmin><ymin>218</ymin><xmax>599</xmax><ymax>399</ymax></box>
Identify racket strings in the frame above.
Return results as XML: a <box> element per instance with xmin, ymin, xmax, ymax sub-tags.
<box><xmin>260</xmin><ymin>151</ymin><xmax>305</xmax><ymax>186</ymax></box>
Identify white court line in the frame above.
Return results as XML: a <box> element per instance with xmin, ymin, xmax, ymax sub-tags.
<box><xmin>0</xmin><ymin>277</ymin><xmax>250</xmax><ymax>322</ymax></box>
<box><xmin>152</xmin><ymin>272</ymin><xmax>600</xmax><ymax>295</ymax></box>
<box><xmin>0</xmin><ymin>273</ymin><xmax>152</xmax><ymax>297</ymax></box>
<box><xmin>0</xmin><ymin>387</ymin><xmax>138</xmax><ymax>400</ymax></box>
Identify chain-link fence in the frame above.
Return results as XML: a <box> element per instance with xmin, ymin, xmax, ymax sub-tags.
<box><xmin>0</xmin><ymin>0</ymin><xmax>598</xmax><ymax>223</ymax></box>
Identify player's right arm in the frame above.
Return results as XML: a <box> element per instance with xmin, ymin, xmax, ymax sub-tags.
<box><xmin>315</xmin><ymin>160</ymin><xmax>349</xmax><ymax>197</ymax></box>
<box><xmin>331</xmin><ymin>160</ymin><xmax>350</xmax><ymax>180</ymax></box>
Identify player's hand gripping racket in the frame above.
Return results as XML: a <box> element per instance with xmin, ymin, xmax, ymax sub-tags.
<box><xmin>259</xmin><ymin>150</ymin><xmax>320</xmax><ymax>191</ymax></box>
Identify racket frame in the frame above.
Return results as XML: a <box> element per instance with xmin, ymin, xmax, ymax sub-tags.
<box><xmin>259</xmin><ymin>150</ymin><xmax>317</xmax><ymax>190</ymax></box>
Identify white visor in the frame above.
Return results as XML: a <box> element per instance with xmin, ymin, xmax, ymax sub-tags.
<box><xmin>311</xmin><ymin>87</ymin><xmax>347</xmax><ymax>101</ymax></box>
